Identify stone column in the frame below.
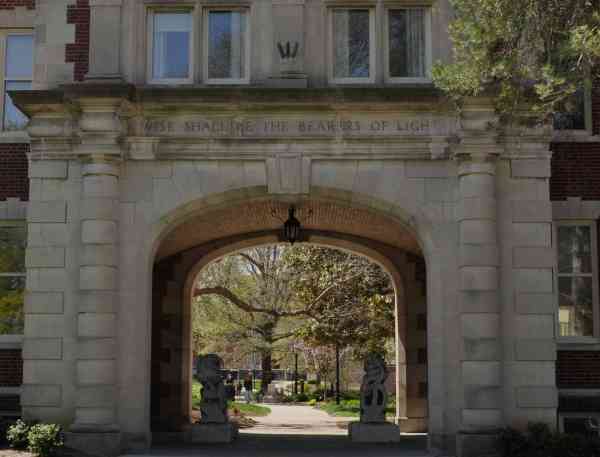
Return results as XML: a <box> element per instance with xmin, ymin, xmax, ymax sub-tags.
<box><xmin>455</xmin><ymin>99</ymin><xmax>503</xmax><ymax>457</ymax></box>
<box><xmin>86</xmin><ymin>0</ymin><xmax>123</xmax><ymax>81</ymax></box>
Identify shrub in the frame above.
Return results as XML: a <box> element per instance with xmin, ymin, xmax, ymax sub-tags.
<box><xmin>498</xmin><ymin>422</ymin><xmax>600</xmax><ymax>457</ymax></box>
<box><xmin>7</xmin><ymin>419</ymin><xmax>33</xmax><ymax>450</ymax></box>
<box><xmin>295</xmin><ymin>393</ymin><xmax>309</xmax><ymax>402</ymax></box>
<box><xmin>27</xmin><ymin>423</ymin><xmax>63</xmax><ymax>457</ymax></box>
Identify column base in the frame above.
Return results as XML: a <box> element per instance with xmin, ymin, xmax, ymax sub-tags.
<box><xmin>456</xmin><ymin>432</ymin><xmax>500</xmax><ymax>457</ymax></box>
<box><xmin>64</xmin><ymin>431</ymin><xmax>121</xmax><ymax>457</ymax></box>
<box><xmin>348</xmin><ymin>422</ymin><xmax>401</xmax><ymax>443</ymax></box>
<box><xmin>189</xmin><ymin>422</ymin><xmax>238</xmax><ymax>443</ymax></box>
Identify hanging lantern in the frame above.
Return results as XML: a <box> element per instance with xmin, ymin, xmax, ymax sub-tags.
<box><xmin>283</xmin><ymin>206</ymin><xmax>301</xmax><ymax>244</ymax></box>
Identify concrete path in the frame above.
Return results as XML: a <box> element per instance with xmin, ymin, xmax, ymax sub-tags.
<box><xmin>242</xmin><ymin>404</ymin><xmax>353</xmax><ymax>436</ymax></box>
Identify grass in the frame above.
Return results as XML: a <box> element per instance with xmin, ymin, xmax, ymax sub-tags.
<box><xmin>316</xmin><ymin>395</ymin><xmax>396</xmax><ymax>418</ymax></box>
<box><xmin>192</xmin><ymin>380</ymin><xmax>271</xmax><ymax>417</ymax></box>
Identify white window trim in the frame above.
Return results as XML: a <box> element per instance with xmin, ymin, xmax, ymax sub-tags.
<box><xmin>554</xmin><ymin>220</ymin><xmax>600</xmax><ymax>344</ymax></box>
<box><xmin>559</xmin><ymin>412</ymin><xmax>600</xmax><ymax>435</ymax></box>
<box><xmin>203</xmin><ymin>8</ymin><xmax>251</xmax><ymax>86</ymax></box>
<box><xmin>328</xmin><ymin>7</ymin><xmax>376</xmax><ymax>85</ymax></box>
<box><xmin>383</xmin><ymin>6</ymin><xmax>432</xmax><ymax>84</ymax></box>
<box><xmin>146</xmin><ymin>8</ymin><xmax>196</xmax><ymax>85</ymax></box>
<box><xmin>0</xmin><ymin>30</ymin><xmax>33</xmax><ymax>133</ymax></box>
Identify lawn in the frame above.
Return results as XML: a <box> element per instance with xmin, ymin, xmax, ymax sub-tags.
<box><xmin>316</xmin><ymin>396</ymin><xmax>395</xmax><ymax>418</ymax></box>
<box><xmin>192</xmin><ymin>380</ymin><xmax>271</xmax><ymax>417</ymax></box>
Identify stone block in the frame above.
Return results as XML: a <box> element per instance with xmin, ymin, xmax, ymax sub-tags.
<box><xmin>456</xmin><ymin>433</ymin><xmax>498</xmax><ymax>457</ymax></box>
<box><xmin>516</xmin><ymin>387</ymin><xmax>557</xmax><ymax>408</ymax></box>
<box><xmin>511</xmin><ymin>159</ymin><xmax>551</xmax><ymax>178</ymax></box>
<box><xmin>460</xmin><ymin>267</ymin><xmax>498</xmax><ymax>291</ymax></box>
<box><xmin>513</xmin><ymin>247</ymin><xmax>555</xmax><ymax>268</ymax></box>
<box><xmin>29</xmin><ymin>202</ymin><xmax>67</xmax><ymax>223</ymax></box>
<box><xmin>459</xmin><ymin>174</ymin><xmax>495</xmax><ymax>198</ymax></box>
<box><xmin>463</xmin><ymin>338</ymin><xmax>501</xmax><ymax>361</ymax></box>
<box><xmin>462</xmin><ymin>409</ymin><xmax>502</xmax><ymax>428</ymax></box>
<box><xmin>512</xmin><ymin>200</ymin><xmax>552</xmax><ymax>222</ymax></box>
<box><xmin>27</xmin><ymin>223</ymin><xmax>68</xmax><ymax>247</ymax></box>
<box><xmin>77</xmin><ymin>386</ymin><xmax>116</xmax><ymax>408</ymax></box>
<box><xmin>462</xmin><ymin>314</ymin><xmax>500</xmax><ymax>339</ymax></box>
<box><xmin>24</xmin><ymin>292</ymin><xmax>63</xmax><ymax>314</ymax></box>
<box><xmin>77</xmin><ymin>338</ymin><xmax>116</xmax><ymax>360</ymax></box>
<box><xmin>64</xmin><ymin>432</ymin><xmax>121</xmax><ymax>457</ymax></box>
<box><xmin>348</xmin><ymin>422</ymin><xmax>400</xmax><ymax>443</ymax></box>
<box><xmin>78</xmin><ymin>314</ymin><xmax>116</xmax><ymax>338</ymax></box>
<box><xmin>77</xmin><ymin>360</ymin><xmax>116</xmax><ymax>385</ymax></box>
<box><xmin>457</xmin><ymin>197</ymin><xmax>496</xmax><ymax>221</ymax></box>
<box><xmin>23</xmin><ymin>360</ymin><xmax>65</xmax><ymax>384</ymax></box>
<box><xmin>464</xmin><ymin>386</ymin><xmax>502</xmax><ymax>409</ymax></box>
<box><xmin>74</xmin><ymin>407</ymin><xmax>116</xmax><ymax>426</ymax></box>
<box><xmin>461</xmin><ymin>291</ymin><xmax>499</xmax><ymax>313</ymax></box>
<box><xmin>515</xmin><ymin>339</ymin><xmax>556</xmax><ymax>361</ymax></box>
<box><xmin>82</xmin><ymin>220</ymin><xmax>117</xmax><ymax>245</ymax></box>
<box><xmin>30</xmin><ymin>161</ymin><xmax>68</xmax><ymax>179</ymax></box>
<box><xmin>460</xmin><ymin>244</ymin><xmax>499</xmax><ymax>267</ymax></box>
<box><xmin>189</xmin><ymin>423</ymin><xmax>239</xmax><ymax>443</ymax></box>
<box><xmin>460</xmin><ymin>220</ymin><xmax>496</xmax><ymax>245</ymax></box>
<box><xmin>462</xmin><ymin>361</ymin><xmax>501</xmax><ymax>386</ymax></box>
<box><xmin>27</xmin><ymin>268</ymin><xmax>67</xmax><ymax>292</ymax></box>
<box><xmin>83</xmin><ymin>176</ymin><xmax>119</xmax><ymax>198</ymax></box>
<box><xmin>516</xmin><ymin>293</ymin><xmax>555</xmax><ymax>314</ymax></box>
<box><xmin>508</xmin><ymin>361</ymin><xmax>555</xmax><ymax>386</ymax></box>
<box><xmin>81</xmin><ymin>198</ymin><xmax>118</xmax><ymax>221</ymax></box>
<box><xmin>26</xmin><ymin>247</ymin><xmax>65</xmax><ymax>268</ymax></box>
<box><xmin>80</xmin><ymin>245</ymin><xmax>118</xmax><ymax>267</ymax></box>
<box><xmin>80</xmin><ymin>266</ymin><xmax>117</xmax><ymax>291</ymax></box>
<box><xmin>80</xmin><ymin>292</ymin><xmax>116</xmax><ymax>313</ymax></box>
<box><xmin>406</xmin><ymin>161</ymin><xmax>453</xmax><ymax>178</ymax></box>
<box><xmin>425</xmin><ymin>178</ymin><xmax>457</xmax><ymax>202</ymax></box>
<box><xmin>515</xmin><ymin>315</ymin><xmax>555</xmax><ymax>338</ymax></box>
<box><xmin>25</xmin><ymin>315</ymin><xmax>64</xmax><ymax>338</ymax></box>
<box><xmin>21</xmin><ymin>384</ymin><xmax>61</xmax><ymax>407</ymax></box>
<box><xmin>514</xmin><ymin>269</ymin><xmax>553</xmax><ymax>293</ymax></box>
<box><xmin>512</xmin><ymin>223</ymin><xmax>551</xmax><ymax>247</ymax></box>
<box><xmin>23</xmin><ymin>338</ymin><xmax>62</xmax><ymax>360</ymax></box>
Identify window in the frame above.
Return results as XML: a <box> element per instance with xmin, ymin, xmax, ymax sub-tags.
<box><xmin>1</xmin><ymin>33</ymin><xmax>33</xmax><ymax>131</ymax></box>
<box><xmin>0</xmin><ymin>225</ymin><xmax>26</xmax><ymax>335</ymax></box>
<box><xmin>386</xmin><ymin>8</ymin><xmax>430</xmax><ymax>81</ymax></box>
<box><xmin>330</xmin><ymin>9</ymin><xmax>375</xmax><ymax>83</ymax></box>
<box><xmin>150</xmin><ymin>11</ymin><xmax>193</xmax><ymax>83</ymax></box>
<box><xmin>205</xmin><ymin>10</ymin><xmax>249</xmax><ymax>83</ymax></box>
<box><xmin>556</xmin><ymin>222</ymin><xmax>598</xmax><ymax>339</ymax></box>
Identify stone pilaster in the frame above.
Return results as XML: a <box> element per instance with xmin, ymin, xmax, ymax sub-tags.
<box><xmin>454</xmin><ymin>99</ymin><xmax>503</xmax><ymax>457</ymax></box>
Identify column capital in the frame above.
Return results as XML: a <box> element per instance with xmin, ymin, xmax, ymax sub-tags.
<box><xmin>81</xmin><ymin>157</ymin><xmax>121</xmax><ymax>177</ymax></box>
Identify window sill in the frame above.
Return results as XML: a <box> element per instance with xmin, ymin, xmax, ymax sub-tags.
<box><xmin>0</xmin><ymin>131</ymin><xmax>29</xmax><ymax>144</ymax></box>
<box><xmin>552</xmin><ymin>130</ymin><xmax>600</xmax><ymax>143</ymax></box>
<box><xmin>558</xmin><ymin>338</ymin><xmax>600</xmax><ymax>350</ymax></box>
<box><xmin>0</xmin><ymin>335</ymin><xmax>23</xmax><ymax>349</ymax></box>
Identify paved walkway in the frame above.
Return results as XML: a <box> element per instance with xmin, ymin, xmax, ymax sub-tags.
<box><xmin>242</xmin><ymin>404</ymin><xmax>353</xmax><ymax>436</ymax></box>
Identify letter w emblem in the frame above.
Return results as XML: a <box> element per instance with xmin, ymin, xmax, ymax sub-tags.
<box><xmin>277</xmin><ymin>41</ymin><xmax>299</xmax><ymax>59</ymax></box>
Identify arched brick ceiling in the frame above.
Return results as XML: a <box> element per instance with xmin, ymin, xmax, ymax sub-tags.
<box><xmin>156</xmin><ymin>199</ymin><xmax>421</xmax><ymax>260</ymax></box>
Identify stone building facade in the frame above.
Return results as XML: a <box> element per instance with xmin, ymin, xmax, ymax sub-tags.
<box><xmin>0</xmin><ymin>1</ymin><xmax>597</xmax><ymax>456</ymax></box>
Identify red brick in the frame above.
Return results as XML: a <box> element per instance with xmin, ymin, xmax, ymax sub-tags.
<box><xmin>0</xmin><ymin>143</ymin><xmax>29</xmax><ymax>201</ymax></box>
<box><xmin>0</xmin><ymin>349</ymin><xmax>22</xmax><ymax>387</ymax></box>
<box><xmin>65</xmin><ymin>0</ymin><xmax>90</xmax><ymax>82</ymax></box>
<box><xmin>0</xmin><ymin>0</ymin><xmax>34</xmax><ymax>9</ymax></box>
<box><xmin>557</xmin><ymin>351</ymin><xmax>600</xmax><ymax>388</ymax></box>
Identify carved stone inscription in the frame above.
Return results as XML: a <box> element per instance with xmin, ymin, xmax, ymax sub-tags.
<box><xmin>143</xmin><ymin>116</ymin><xmax>454</xmax><ymax>138</ymax></box>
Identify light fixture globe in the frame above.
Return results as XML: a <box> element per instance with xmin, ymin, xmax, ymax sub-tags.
<box><xmin>283</xmin><ymin>206</ymin><xmax>301</xmax><ymax>244</ymax></box>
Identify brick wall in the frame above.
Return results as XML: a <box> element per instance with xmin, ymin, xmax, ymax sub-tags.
<box><xmin>0</xmin><ymin>349</ymin><xmax>22</xmax><ymax>388</ymax></box>
<box><xmin>593</xmin><ymin>79</ymin><xmax>600</xmax><ymax>136</ymax></box>
<box><xmin>66</xmin><ymin>0</ymin><xmax>90</xmax><ymax>82</ymax></box>
<box><xmin>0</xmin><ymin>144</ymin><xmax>29</xmax><ymax>201</ymax></box>
<box><xmin>550</xmin><ymin>143</ymin><xmax>600</xmax><ymax>201</ymax></box>
<box><xmin>557</xmin><ymin>351</ymin><xmax>600</xmax><ymax>388</ymax></box>
<box><xmin>0</xmin><ymin>0</ymin><xmax>34</xmax><ymax>9</ymax></box>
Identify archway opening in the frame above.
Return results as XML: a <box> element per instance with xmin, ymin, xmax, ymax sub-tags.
<box><xmin>149</xmin><ymin>197</ymin><xmax>428</xmax><ymax>448</ymax></box>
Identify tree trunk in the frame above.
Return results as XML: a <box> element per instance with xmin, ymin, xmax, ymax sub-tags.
<box><xmin>261</xmin><ymin>352</ymin><xmax>272</xmax><ymax>395</ymax></box>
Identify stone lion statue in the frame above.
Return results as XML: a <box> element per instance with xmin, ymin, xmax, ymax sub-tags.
<box><xmin>360</xmin><ymin>353</ymin><xmax>388</xmax><ymax>423</ymax></box>
<box><xmin>197</xmin><ymin>354</ymin><xmax>227</xmax><ymax>423</ymax></box>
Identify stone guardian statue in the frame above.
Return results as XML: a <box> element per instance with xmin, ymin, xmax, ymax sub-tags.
<box><xmin>360</xmin><ymin>353</ymin><xmax>388</xmax><ymax>423</ymax></box>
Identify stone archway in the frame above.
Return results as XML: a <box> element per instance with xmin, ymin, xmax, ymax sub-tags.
<box><xmin>148</xmin><ymin>197</ymin><xmax>429</xmax><ymax>441</ymax></box>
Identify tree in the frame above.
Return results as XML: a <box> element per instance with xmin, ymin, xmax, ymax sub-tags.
<box><xmin>432</xmin><ymin>0</ymin><xmax>600</xmax><ymax>119</ymax></box>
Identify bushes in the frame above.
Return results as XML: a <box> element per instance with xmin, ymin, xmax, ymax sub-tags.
<box><xmin>498</xmin><ymin>422</ymin><xmax>600</xmax><ymax>457</ymax></box>
<box><xmin>6</xmin><ymin>420</ymin><xmax>63</xmax><ymax>457</ymax></box>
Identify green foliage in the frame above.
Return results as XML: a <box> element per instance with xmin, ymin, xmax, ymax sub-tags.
<box><xmin>7</xmin><ymin>419</ymin><xmax>33</xmax><ymax>450</ymax></box>
<box><xmin>432</xmin><ymin>0</ymin><xmax>600</xmax><ymax>119</ymax></box>
<box><xmin>229</xmin><ymin>402</ymin><xmax>271</xmax><ymax>417</ymax></box>
<box><xmin>27</xmin><ymin>424</ymin><xmax>63</xmax><ymax>457</ymax></box>
<box><xmin>498</xmin><ymin>422</ymin><xmax>600</xmax><ymax>457</ymax></box>
<box><xmin>316</xmin><ymin>392</ymin><xmax>395</xmax><ymax>418</ymax></box>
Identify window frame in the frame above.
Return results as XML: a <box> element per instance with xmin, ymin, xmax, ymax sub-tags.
<box><xmin>0</xmin><ymin>30</ymin><xmax>33</xmax><ymax>133</ymax></box>
<box><xmin>0</xmin><ymin>221</ymin><xmax>26</xmax><ymax>337</ymax></box>
<box><xmin>383</xmin><ymin>6</ymin><xmax>432</xmax><ymax>84</ymax></box>
<box><xmin>146</xmin><ymin>8</ymin><xmax>196</xmax><ymax>85</ymax></box>
<box><xmin>328</xmin><ymin>6</ymin><xmax>376</xmax><ymax>85</ymax></box>
<box><xmin>203</xmin><ymin>7</ymin><xmax>251</xmax><ymax>86</ymax></box>
<box><xmin>554</xmin><ymin>220</ymin><xmax>600</xmax><ymax>343</ymax></box>
<box><xmin>552</xmin><ymin>80</ymin><xmax>595</xmax><ymax>141</ymax></box>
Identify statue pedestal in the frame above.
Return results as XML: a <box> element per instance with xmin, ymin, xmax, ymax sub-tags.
<box><xmin>348</xmin><ymin>422</ymin><xmax>401</xmax><ymax>443</ymax></box>
<box><xmin>189</xmin><ymin>423</ymin><xmax>238</xmax><ymax>443</ymax></box>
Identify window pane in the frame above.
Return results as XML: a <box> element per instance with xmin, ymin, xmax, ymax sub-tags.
<box><xmin>0</xmin><ymin>226</ymin><xmax>26</xmax><ymax>274</ymax></box>
<box><xmin>4</xmin><ymin>81</ymin><xmax>31</xmax><ymax>131</ymax></box>
<box><xmin>558</xmin><ymin>226</ymin><xmax>592</xmax><ymax>274</ymax></box>
<box><xmin>333</xmin><ymin>10</ymin><xmax>370</xmax><ymax>79</ymax></box>
<box><xmin>389</xmin><ymin>9</ymin><xmax>426</xmax><ymax>78</ymax></box>
<box><xmin>0</xmin><ymin>275</ymin><xmax>24</xmax><ymax>335</ymax></box>
<box><xmin>553</xmin><ymin>88</ymin><xmax>586</xmax><ymax>130</ymax></box>
<box><xmin>559</xmin><ymin>276</ymin><xmax>594</xmax><ymax>337</ymax></box>
<box><xmin>6</xmin><ymin>35</ymin><xmax>33</xmax><ymax>79</ymax></box>
<box><xmin>208</xmin><ymin>11</ymin><xmax>247</xmax><ymax>80</ymax></box>
<box><xmin>152</xmin><ymin>12</ymin><xmax>192</xmax><ymax>80</ymax></box>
